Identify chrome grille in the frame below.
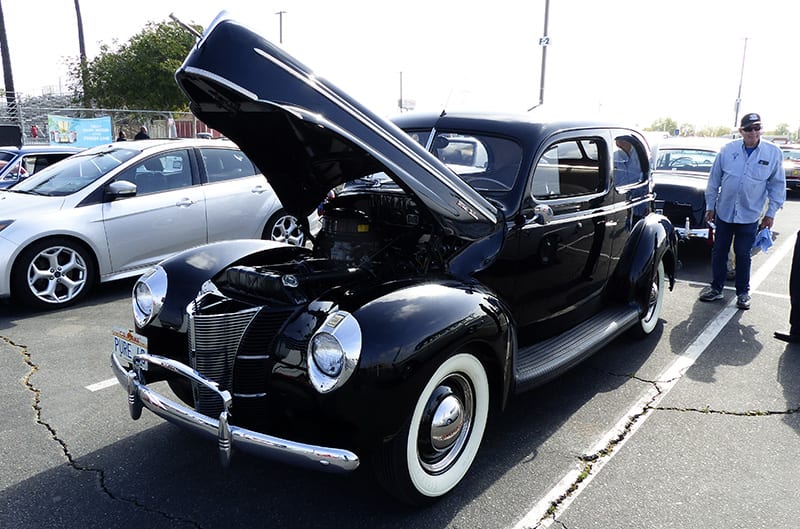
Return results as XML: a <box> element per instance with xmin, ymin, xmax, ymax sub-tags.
<box><xmin>188</xmin><ymin>306</ymin><xmax>259</xmax><ymax>416</ymax></box>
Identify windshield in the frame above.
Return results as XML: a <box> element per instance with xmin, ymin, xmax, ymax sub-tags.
<box><xmin>783</xmin><ymin>149</ymin><xmax>800</xmax><ymax>162</ymax></box>
<box><xmin>655</xmin><ymin>148</ymin><xmax>718</xmax><ymax>174</ymax></box>
<box><xmin>10</xmin><ymin>148</ymin><xmax>139</xmax><ymax>196</ymax></box>
<box><xmin>405</xmin><ymin>130</ymin><xmax>523</xmax><ymax>192</ymax></box>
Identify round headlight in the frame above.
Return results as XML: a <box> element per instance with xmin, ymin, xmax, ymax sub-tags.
<box><xmin>134</xmin><ymin>281</ymin><xmax>154</xmax><ymax>316</ymax></box>
<box><xmin>132</xmin><ymin>266</ymin><xmax>167</xmax><ymax>328</ymax></box>
<box><xmin>311</xmin><ymin>333</ymin><xmax>344</xmax><ymax>377</ymax></box>
<box><xmin>307</xmin><ymin>310</ymin><xmax>362</xmax><ymax>393</ymax></box>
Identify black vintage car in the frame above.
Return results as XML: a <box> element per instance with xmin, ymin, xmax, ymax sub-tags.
<box><xmin>651</xmin><ymin>137</ymin><xmax>729</xmax><ymax>241</ymax></box>
<box><xmin>111</xmin><ymin>12</ymin><xmax>678</xmax><ymax>505</ymax></box>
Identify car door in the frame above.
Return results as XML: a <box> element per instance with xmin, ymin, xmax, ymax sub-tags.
<box><xmin>102</xmin><ymin>148</ymin><xmax>207</xmax><ymax>273</ymax></box>
<box><xmin>478</xmin><ymin>131</ymin><xmax>615</xmax><ymax>341</ymax></box>
<box><xmin>198</xmin><ymin>146</ymin><xmax>283</xmax><ymax>241</ymax></box>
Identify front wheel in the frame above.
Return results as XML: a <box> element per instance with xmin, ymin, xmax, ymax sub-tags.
<box><xmin>11</xmin><ymin>238</ymin><xmax>96</xmax><ymax>310</ymax></box>
<box><xmin>373</xmin><ymin>352</ymin><xmax>490</xmax><ymax>505</ymax></box>
<box><xmin>631</xmin><ymin>260</ymin><xmax>665</xmax><ymax>337</ymax></box>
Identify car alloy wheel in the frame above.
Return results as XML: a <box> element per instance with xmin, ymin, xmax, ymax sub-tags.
<box><xmin>12</xmin><ymin>238</ymin><xmax>95</xmax><ymax>309</ymax></box>
<box><xmin>375</xmin><ymin>352</ymin><xmax>490</xmax><ymax>505</ymax></box>
<box><xmin>265</xmin><ymin>209</ymin><xmax>305</xmax><ymax>247</ymax></box>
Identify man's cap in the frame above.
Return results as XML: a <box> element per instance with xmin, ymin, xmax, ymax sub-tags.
<box><xmin>740</xmin><ymin>113</ymin><xmax>761</xmax><ymax>128</ymax></box>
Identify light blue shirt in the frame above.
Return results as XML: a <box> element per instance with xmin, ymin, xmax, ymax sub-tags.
<box><xmin>705</xmin><ymin>139</ymin><xmax>786</xmax><ymax>223</ymax></box>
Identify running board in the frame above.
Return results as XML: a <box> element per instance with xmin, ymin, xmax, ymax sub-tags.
<box><xmin>514</xmin><ymin>305</ymin><xmax>640</xmax><ymax>393</ymax></box>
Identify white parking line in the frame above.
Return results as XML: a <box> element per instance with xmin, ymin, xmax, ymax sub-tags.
<box><xmin>85</xmin><ymin>377</ymin><xmax>118</xmax><ymax>392</ymax></box>
<box><xmin>513</xmin><ymin>232</ymin><xmax>796</xmax><ymax>529</ymax></box>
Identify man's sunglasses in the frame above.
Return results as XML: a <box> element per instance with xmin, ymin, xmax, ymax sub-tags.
<box><xmin>742</xmin><ymin>125</ymin><xmax>762</xmax><ymax>132</ymax></box>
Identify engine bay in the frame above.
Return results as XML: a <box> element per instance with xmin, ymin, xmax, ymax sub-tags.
<box><xmin>215</xmin><ymin>188</ymin><xmax>464</xmax><ymax>304</ymax></box>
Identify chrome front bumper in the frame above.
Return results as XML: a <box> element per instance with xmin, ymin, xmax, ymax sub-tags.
<box><xmin>110</xmin><ymin>352</ymin><xmax>360</xmax><ymax>473</ymax></box>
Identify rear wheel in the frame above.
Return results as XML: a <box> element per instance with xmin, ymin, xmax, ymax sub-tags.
<box><xmin>11</xmin><ymin>238</ymin><xmax>96</xmax><ymax>310</ymax></box>
<box><xmin>374</xmin><ymin>352</ymin><xmax>490</xmax><ymax>505</ymax></box>
<box><xmin>263</xmin><ymin>209</ymin><xmax>305</xmax><ymax>247</ymax></box>
<box><xmin>631</xmin><ymin>260</ymin><xmax>665</xmax><ymax>337</ymax></box>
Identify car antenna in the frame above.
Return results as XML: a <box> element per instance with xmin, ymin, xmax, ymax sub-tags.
<box><xmin>169</xmin><ymin>13</ymin><xmax>202</xmax><ymax>39</ymax></box>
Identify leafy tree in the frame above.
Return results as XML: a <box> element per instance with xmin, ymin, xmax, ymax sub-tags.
<box><xmin>697</xmin><ymin>125</ymin><xmax>733</xmax><ymax>138</ymax></box>
<box><xmin>645</xmin><ymin>117</ymin><xmax>678</xmax><ymax>134</ymax></box>
<box><xmin>678</xmin><ymin>123</ymin><xmax>695</xmax><ymax>137</ymax></box>
<box><xmin>67</xmin><ymin>20</ymin><xmax>201</xmax><ymax>111</ymax></box>
<box><xmin>773</xmin><ymin>123</ymin><xmax>791</xmax><ymax>136</ymax></box>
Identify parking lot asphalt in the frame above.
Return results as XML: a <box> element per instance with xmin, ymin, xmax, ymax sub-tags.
<box><xmin>2</xmin><ymin>197</ymin><xmax>800</xmax><ymax>529</ymax></box>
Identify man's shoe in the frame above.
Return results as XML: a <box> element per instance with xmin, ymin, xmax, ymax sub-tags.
<box><xmin>699</xmin><ymin>288</ymin><xmax>724</xmax><ymax>302</ymax></box>
<box><xmin>774</xmin><ymin>331</ymin><xmax>800</xmax><ymax>343</ymax></box>
<box><xmin>736</xmin><ymin>293</ymin><xmax>751</xmax><ymax>310</ymax></box>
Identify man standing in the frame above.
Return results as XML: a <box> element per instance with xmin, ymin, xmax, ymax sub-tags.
<box><xmin>699</xmin><ymin>113</ymin><xmax>786</xmax><ymax>309</ymax></box>
<box><xmin>134</xmin><ymin>126</ymin><xmax>150</xmax><ymax>140</ymax></box>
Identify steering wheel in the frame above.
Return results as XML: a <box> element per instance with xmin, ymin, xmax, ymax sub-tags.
<box><xmin>466</xmin><ymin>176</ymin><xmax>510</xmax><ymax>191</ymax></box>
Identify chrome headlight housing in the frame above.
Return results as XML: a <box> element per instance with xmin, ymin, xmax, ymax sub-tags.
<box><xmin>132</xmin><ymin>266</ymin><xmax>167</xmax><ymax>328</ymax></box>
<box><xmin>308</xmin><ymin>310</ymin><xmax>361</xmax><ymax>393</ymax></box>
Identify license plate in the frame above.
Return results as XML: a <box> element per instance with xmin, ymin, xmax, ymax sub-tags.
<box><xmin>112</xmin><ymin>327</ymin><xmax>148</xmax><ymax>368</ymax></box>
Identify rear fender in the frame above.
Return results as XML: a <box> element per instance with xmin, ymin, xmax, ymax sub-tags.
<box><xmin>612</xmin><ymin>214</ymin><xmax>677</xmax><ymax>311</ymax></box>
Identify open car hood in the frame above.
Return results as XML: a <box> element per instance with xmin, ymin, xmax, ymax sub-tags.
<box><xmin>175</xmin><ymin>12</ymin><xmax>497</xmax><ymax>240</ymax></box>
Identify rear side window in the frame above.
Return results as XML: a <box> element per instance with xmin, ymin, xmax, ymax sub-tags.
<box><xmin>532</xmin><ymin>137</ymin><xmax>605</xmax><ymax>199</ymax></box>
<box><xmin>200</xmin><ymin>148</ymin><xmax>257</xmax><ymax>182</ymax></box>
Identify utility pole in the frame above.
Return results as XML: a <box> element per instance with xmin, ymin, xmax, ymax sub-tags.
<box><xmin>74</xmin><ymin>0</ymin><xmax>89</xmax><ymax>106</ymax></box>
<box><xmin>733</xmin><ymin>37</ymin><xmax>748</xmax><ymax>130</ymax></box>
<box><xmin>276</xmin><ymin>11</ymin><xmax>286</xmax><ymax>43</ymax></box>
<box><xmin>0</xmin><ymin>0</ymin><xmax>18</xmax><ymax>121</ymax></box>
<box><xmin>528</xmin><ymin>0</ymin><xmax>550</xmax><ymax>111</ymax></box>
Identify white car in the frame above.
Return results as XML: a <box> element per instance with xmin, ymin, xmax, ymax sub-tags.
<box><xmin>0</xmin><ymin>138</ymin><xmax>312</xmax><ymax>309</ymax></box>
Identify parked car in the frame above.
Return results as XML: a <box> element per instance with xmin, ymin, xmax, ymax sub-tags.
<box><xmin>651</xmin><ymin>137</ymin><xmax>730</xmax><ymax>241</ymax></box>
<box><xmin>0</xmin><ymin>138</ymin><xmax>313</xmax><ymax>309</ymax></box>
<box><xmin>0</xmin><ymin>145</ymin><xmax>83</xmax><ymax>189</ymax></box>
<box><xmin>111</xmin><ymin>13</ymin><xmax>677</xmax><ymax>505</ymax></box>
<box><xmin>781</xmin><ymin>144</ymin><xmax>800</xmax><ymax>191</ymax></box>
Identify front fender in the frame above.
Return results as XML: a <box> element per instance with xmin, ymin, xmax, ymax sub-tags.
<box><xmin>150</xmin><ymin>239</ymin><xmax>311</xmax><ymax>330</ymax></box>
<box><xmin>612</xmin><ymin>213</ymin><xmax>677</xmax><ymax>309</ymax></box>
<box><xmin>337</xmin><ymin>279</ymin><xmax>512</xmax><ymax>446</ymax></box>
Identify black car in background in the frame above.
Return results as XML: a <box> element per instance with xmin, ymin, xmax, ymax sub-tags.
<box><xmin>652</xmin><ymin>137</ymin><xmax>729</xmax><ymax>241</ymax></box>
<box><xmin>111</xmin><ymin>12</ymin><xmax>678</xmax><ymax>505</ymax></box>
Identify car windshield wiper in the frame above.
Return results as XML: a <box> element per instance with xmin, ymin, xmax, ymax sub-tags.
<box><xmin>5</xmin><ymin>188</ymin><xmax>47</xmax><ymax>196</ymax></box>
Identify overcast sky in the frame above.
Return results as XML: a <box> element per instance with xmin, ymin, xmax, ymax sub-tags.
<box><xmin>3</xmin><ymin>0</ymin><xmax>798</xmax><ymax>131</ymax></box>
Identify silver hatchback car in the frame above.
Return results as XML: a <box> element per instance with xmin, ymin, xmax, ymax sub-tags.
<box><xmin>0</xmin><ymin>138</ymin><xmax>312</xmax><ymax>309</ymax></box>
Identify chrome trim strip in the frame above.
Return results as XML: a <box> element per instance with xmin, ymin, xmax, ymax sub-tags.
<box><xmin>111</xmin><ymin>352</ymin><xmax>359</xmax><ymax>473</ymax></box>
<box><xmin>675</xmin><ymin>227</ymin><xmax>709</xmax><ymax>239</ymax></box>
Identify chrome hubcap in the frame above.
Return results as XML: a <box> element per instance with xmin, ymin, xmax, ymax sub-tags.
<box><xmin>418</xmin><ymin>373</ymin><xmax>473</xmax><ymax>474</ymax></box>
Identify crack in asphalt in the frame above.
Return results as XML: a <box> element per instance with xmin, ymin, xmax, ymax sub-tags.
<box><xmin>7</xmin><ymin>335</ymin><xmax>204</xmax><ymax>529</ymax></box>
<box><xmin>531</xmin><ymin>370</ymin><xmax>800</xmax><ymax>528</ymax></box>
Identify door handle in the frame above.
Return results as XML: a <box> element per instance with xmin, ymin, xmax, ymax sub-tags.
<box><xmin>175</xmin><ymin>198</ymin><xmax>196</xmax><ymax>207</ymax></box>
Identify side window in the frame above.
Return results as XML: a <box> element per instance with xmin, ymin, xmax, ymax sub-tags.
<box><xmin>200</xmin><ymin>148</ymin><xmax>257</xmax><ymax>183</ymax></box>
<box><xmin>532</xmin><ymin>137</ymin><xmax>605</xmax><ymax>199</ymax></box>
<box><xmin>613</xmin><ymin>135</ymin><xmax>646</xmax><ymax>185</ymax></box>
<box><xmin>115</xmin><ymin>149</ymin><xmax>193</xmax><ymax>195</ymax></box>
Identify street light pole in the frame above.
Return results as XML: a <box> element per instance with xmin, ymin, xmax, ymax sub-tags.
<box><xmin>733</xmin><ymin>37</ymin><xmax>748</xmax><ymax>130</ymax></box>
<box><xmin>275</xmin><ymin>10</ymin><xmax>286</xmax><ymax>43</ymax></box>
<box><xmin>528</xmin><ymin>0</ymin><xmax>550</xmax><ymax>111</ymax></box>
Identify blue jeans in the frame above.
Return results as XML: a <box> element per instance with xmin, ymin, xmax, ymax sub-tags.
<box><xmin>711</xmin><ymin>218</ymin><xmax>758</xmax><ymax>295</ymax></box>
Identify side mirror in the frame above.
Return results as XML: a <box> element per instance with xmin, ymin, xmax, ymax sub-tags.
<box><xmin>106</xmin><ymin>179</ymin><xmax>137</xmax><ymax>199</ymax></box>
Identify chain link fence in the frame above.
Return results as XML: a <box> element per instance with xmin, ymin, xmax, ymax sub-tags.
<box><xmin>0</xmin><ymin>92</ymin><xmax>218</xmax><ymax>145</ymax></box>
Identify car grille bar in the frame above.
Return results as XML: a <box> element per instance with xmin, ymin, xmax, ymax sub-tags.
<box><xmin>188</xmin><ymin>306</ymin><xmax>259</xmax><ymax>416</ymax></box>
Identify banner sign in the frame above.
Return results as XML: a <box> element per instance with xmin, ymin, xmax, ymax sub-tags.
<box><xmin>47</xmin><ymin>115</ymin><xmax>113</xmax><ymax>148</ymax></box>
